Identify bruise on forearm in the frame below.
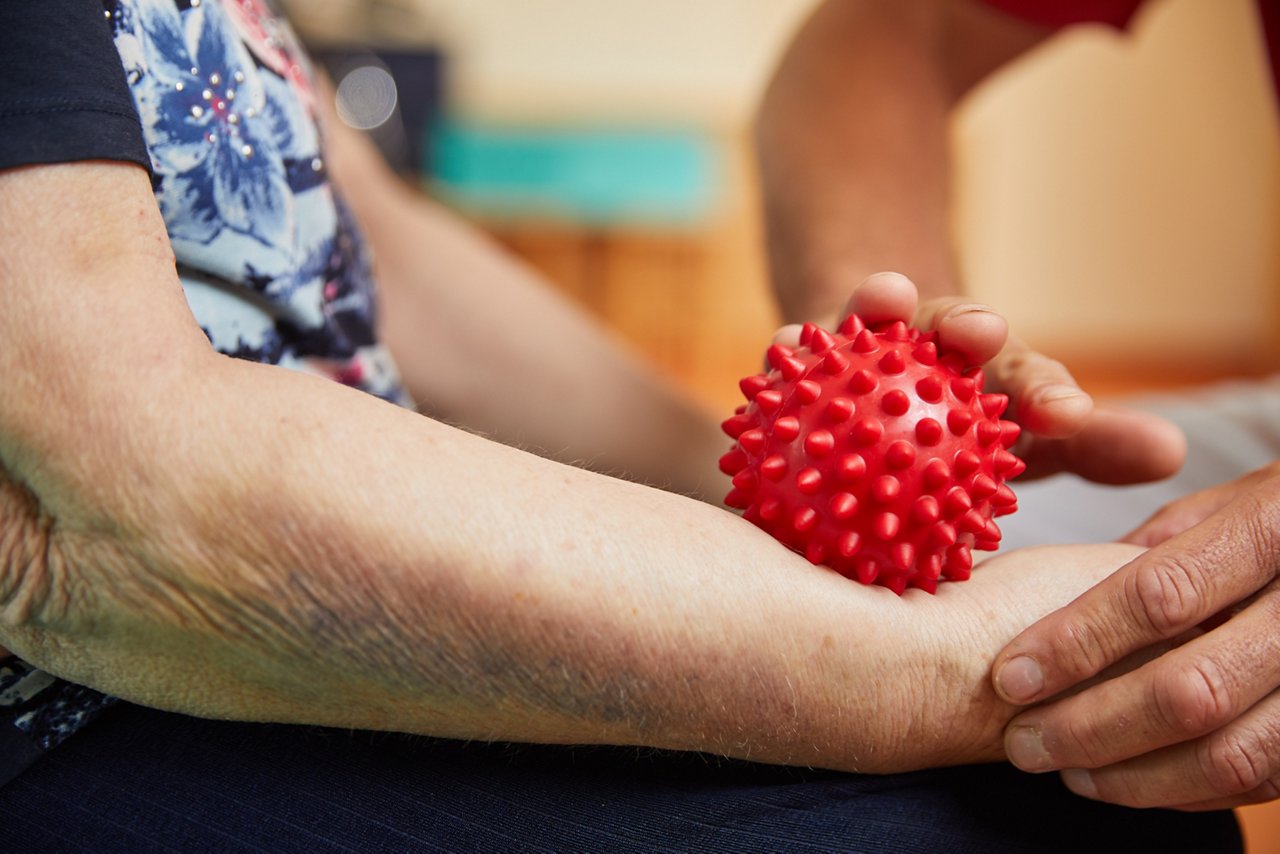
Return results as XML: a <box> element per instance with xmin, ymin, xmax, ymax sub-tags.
<box><xmin>8</xmin><ymin>467</ymin><xmax>677</xmax><ymax>745</ymax></box>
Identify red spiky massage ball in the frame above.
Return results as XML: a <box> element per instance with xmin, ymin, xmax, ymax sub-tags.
<box><xmin>720</xmin><ymin>314</ymin><xmax>1024</xmax><ymax>595</ymax></box>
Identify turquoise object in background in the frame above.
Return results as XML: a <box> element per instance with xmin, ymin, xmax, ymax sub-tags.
<box><xmin>428</xmin><ymin>119</ymin><xmax>721</xmax><ymax>227</ymax></box>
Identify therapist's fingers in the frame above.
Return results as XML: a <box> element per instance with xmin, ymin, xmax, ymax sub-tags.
<box><xmin>1014</xmin><ymin>405</ymin><xmax>1187</xmax><ymax>485</ymax></box>
<box><xmin>1057</xmin><ymin>687</ymin><xmax>1280</xmax><ymax>810</ymax></box>
<box><xmin>984</xmin><ymin>337</ymin><xmax>1091</xmax><ymax>439</ymax></box>
<box><xmin>1123</xmin><ymin>467</ymin><xmax>1276</xmax><ymax>547</ymax></box>
<box><xmin>914</xmin><ymin>297</ymin><xmax>1010</xmax><ymax>368</ymax></box>
<box><xmin>845</xmin><ymin>274</ymin><xmax>1011</xmax><ymax>368</ymax></box>
<box><xmin>1004</xmin><ymin>582</ymin><xmax>1280</xmax><ymax>775</ymax></box>
<box><xmin>994</xmin><ymin>477</ymin><xmax>1280</xmax><ymax>709</ymax></box>
<box><xmin>842</xmin><ymin>271</ymin><xmax>919</xmax><ymax>326</ymax></box>
<box><xmin>771</xmin><ymin>323</ymin><xmax>804</xmax><ymax>351</ymax></box>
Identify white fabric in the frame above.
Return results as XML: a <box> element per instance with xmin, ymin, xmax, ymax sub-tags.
<box><xmin>1001</xmin><ymin>377</ymin><xmax>1280</xmax><ymax>550</ymax></box>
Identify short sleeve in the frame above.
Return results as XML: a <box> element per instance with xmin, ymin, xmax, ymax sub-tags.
<box><xmin>977</xmin><ymin>0</ymin><xmax>1146</xmax><ymax>30</ymax></box>
<box><xmin>0</xmin><ymin>0</ymin><xmax>149</xmax><ymax>173</ymax></box>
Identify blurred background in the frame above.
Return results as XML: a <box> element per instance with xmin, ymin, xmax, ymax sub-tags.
<box><xmin>284</xmin><ymin>0</ymin><xmax>1279</xmax><ymax>844</ymax></box>
<box><xmin>285</xmin><ymin>0</ymin><xmax>1279</xmax><ymax>413</ymax></box>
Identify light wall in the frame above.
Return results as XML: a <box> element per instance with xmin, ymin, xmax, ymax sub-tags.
<box><xmin>955</xmin><ymin>0</ymin><xmax>1280</xmax><ymax>382</ymax></box>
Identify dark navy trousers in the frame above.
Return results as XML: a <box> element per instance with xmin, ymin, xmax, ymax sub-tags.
<box><xmin>0</xmin><ymin>702</ymin><xmax>1242</xmax><ymax>852</ymax></box>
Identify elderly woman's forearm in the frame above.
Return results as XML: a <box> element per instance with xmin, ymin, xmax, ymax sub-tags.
<box><xmin>0</xmin><ymin>353</ymin><xmax>928</xmax><ymax>763</ymax></box>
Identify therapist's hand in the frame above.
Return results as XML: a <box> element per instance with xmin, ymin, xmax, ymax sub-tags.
<box><xmin>992</xmin><ymin>460</ymin><xmax>1280</xmax><ymax>809</ymax></box>
<box><xmin>775</xmin><ymin>273</ymin><xmax>1186</xmax><ymax>484</ymax></box>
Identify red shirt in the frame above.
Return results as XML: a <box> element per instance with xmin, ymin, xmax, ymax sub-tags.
<box><xmin>982</xmin><ymin>0</ymin><xmax>1145</xmax><ymax>28</ymax></box>
<box><xmin>982</xmin><ymin>0</ymin><xmax>1280</xmax><ymax>104</ymax></box>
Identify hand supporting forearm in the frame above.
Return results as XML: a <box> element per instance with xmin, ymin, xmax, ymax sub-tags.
<box><xmin>993</xmin><ymin>464</ymin><xmax>1280</xmax><ymax>809</ymax></box>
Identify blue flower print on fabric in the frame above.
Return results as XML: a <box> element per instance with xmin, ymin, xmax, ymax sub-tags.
<box><xmin>117</xmin><ymin>0</ymin><xmax>299</xmax><ymax>253</ymax></box>
<box><xmin>104</xmin><ymin>0</ymin><xmax>412</xmax><ymax>406</ymax></box>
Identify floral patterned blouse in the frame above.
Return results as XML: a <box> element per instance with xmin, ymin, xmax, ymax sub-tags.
<box><xmin>0</xmin><ymin>0</ymin><xmax>411</xmax><ymax>782</ymax></box>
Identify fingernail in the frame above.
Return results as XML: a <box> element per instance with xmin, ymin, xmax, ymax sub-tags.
<box><xmin>1039</xmin><ymin>383</ymin><xmax>1085</xmax><ymax>403</ymax></box>
<box><xmin>1061</xmin><ymin>768</ymin><xmax>1098</xmax><ymax>799</ymax></box>
<box><xmin>996</xmin><ymin>655</ymin><xmax>1044</xmax><ymax>702</ymax></box>
<box><xmin>1007</xmin><ymin>726</ymin><xmax>1053</xmax><ymax>772</ymax></box>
